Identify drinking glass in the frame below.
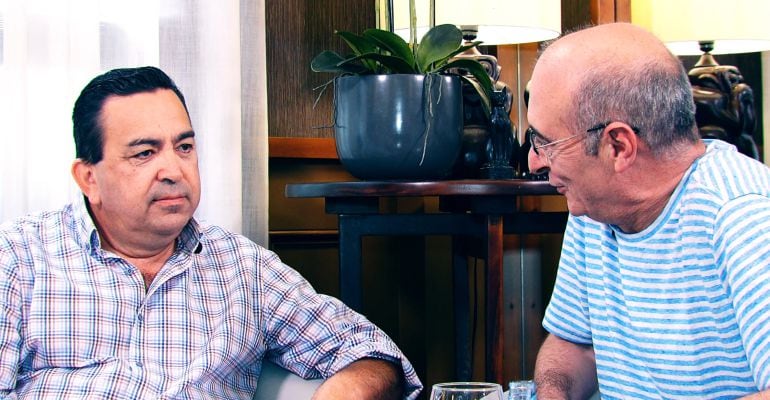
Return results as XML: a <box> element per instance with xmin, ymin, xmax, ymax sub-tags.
<box><xmin>508</xmin><ymin>380</ymin><xmax>535</xmax><ymax>400</ymax></box>
<box><xmin>430</xmin><ymin>382</ymin><xmax>505</xmax><ymax>400</ymax></box>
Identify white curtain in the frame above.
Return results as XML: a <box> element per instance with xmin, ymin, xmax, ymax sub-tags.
<box><xmin>0</xmin><ymin>0</ymin><xmax>269</xmax><ymax>245</ymax></box>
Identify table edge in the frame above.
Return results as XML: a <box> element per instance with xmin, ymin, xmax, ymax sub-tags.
<box><xmin>285</xmin><ymin>179</ymin><xmax>559</xmax><ymax>198</ymax></box>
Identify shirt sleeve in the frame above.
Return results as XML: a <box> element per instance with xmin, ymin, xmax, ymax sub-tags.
<box><xmin>255</xmin><ymin>248</ymin><xmax>422</xmax><ymax>399</ymax></box>
<box><xmin>542</xmin><ymin>215</ymin><xmax>594</xmax><ymax>345</ymax></box>
<box><xmin>714</xmin><ymin>193</ymin><xmax>770</xmax><ymax>390</ymax></box>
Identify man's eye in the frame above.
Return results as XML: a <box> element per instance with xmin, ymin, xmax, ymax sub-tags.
<box><xmin>178</xmin><ymin>143</ymin><xmax>194</xmax><ymax>153</ymax></box>
<box><xmin>134</xmin><ymin>149</ymin><xmax>154</xmax><ymax>159</ymax></box>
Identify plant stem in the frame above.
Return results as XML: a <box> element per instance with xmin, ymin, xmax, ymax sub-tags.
<box><xmin>409</xmin><ymin>0</ymin><xmax>417</xmax><ymax>52</ymax></box>
<box><xmin>429</xmin><ymin>0</ymin><xmax>435</xmax><ymax>28</ymax></box>
<box><xmin>376</xmin><ymin>0</ymin><xmax>393</xmax><ymax>31</ymax></box>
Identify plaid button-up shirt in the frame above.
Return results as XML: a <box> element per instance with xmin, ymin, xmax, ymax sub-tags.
<box><xmin>0</xmin><ymin>199</ymin><xmax>421</xmax><ymax>399</ymax></box>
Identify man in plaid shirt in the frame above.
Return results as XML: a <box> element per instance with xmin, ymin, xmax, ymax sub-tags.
<box><xmin>0</xmin><ymin>66</ymin><xmax>422</xmax><ymax>399</ymax></box>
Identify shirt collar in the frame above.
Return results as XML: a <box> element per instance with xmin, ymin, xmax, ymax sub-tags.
<box><xmin>71</xmin><ymin>196</ymin><xmax>204</xmax><ymax>256</ymax></box>
<box><xmin>72</xmin><ymin>196</ymin><xmax>101</xmax><ymax>255</ymax></box>
<box><xmin>177</xmin><ymin>217</ymin><xmax>204</xmax><ymax>254</ymax></box>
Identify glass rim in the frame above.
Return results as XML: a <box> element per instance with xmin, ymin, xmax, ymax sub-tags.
<box><xmin>432</xmin><ymin>381</ymin><xmax>503</xmax><ymax>391</ymax></box>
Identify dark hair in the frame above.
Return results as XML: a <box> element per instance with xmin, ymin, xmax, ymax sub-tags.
<box><xmin>72</xmin><ymin>66</ymin><xmax>188</xmax><ymax>164</ymax></box>
<box><xmin>573</xmin><ymin>56</ymin><xmax>699</xmax><ymax>157</ymax></box>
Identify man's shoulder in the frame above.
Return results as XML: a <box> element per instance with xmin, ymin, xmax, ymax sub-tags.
<box><xmin>192</xmin><ymin>222</ymin><xmax>288</xmax><ymax>277</ymax></box>
<box><xmin>687</xmin><ymin>140</ymin><xmax>770</xmax><ymax>201</ymax></box>
<box><xmin>196</xmin><ymin>222</ymin><xmax>252</xmax><ymax>244</ymax></box>
<box><xmin>194</xmin><ymin>221</ymin><xmax>268</xmax><ymax>256</ymax></box>
<box><xmin>0</xmin><ymin>204</ymin><xmax>82</xmax><ymax>284</ymax></box>
<box><xmin>0</xmin><ymin>204</ymin><xmax>76</xmax><ymax>244</ymax></box>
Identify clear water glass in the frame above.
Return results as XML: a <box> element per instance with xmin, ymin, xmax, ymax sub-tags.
<box><xmin>430</xmin><ymin>382</ymin><xmax>505</xmax><ymax>400</ymax></box>
<box><xmin>508</xmin><ymin>380</ymin><xmax>535</xmax><ymax>400</ymax></box>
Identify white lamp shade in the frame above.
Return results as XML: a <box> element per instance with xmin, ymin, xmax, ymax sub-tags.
<box><xmin>392</xmin><ymin>0</ymin><xmax>561</xmax><ymax>45</ymax></box>
<box><xmin>631</xmin><ymin>0</ymin><xmax>770</xmax><ymax>55</ymax></box>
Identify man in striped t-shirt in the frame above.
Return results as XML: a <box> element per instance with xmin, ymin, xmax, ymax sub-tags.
<box><xmin>526</xmin><ymin>23</ymin><xmax>770</xmax><ymax>399</ymax></box>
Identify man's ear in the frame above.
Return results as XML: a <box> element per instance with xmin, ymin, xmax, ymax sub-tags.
<box><xmin>71</xmin><ymin>159</ymin><xmax>100</xmax><ymax>205</ymax></box>
<box><xmin>604</xmin><ymin>123</ymin><xmax>637</xmax><ymax>173</ymax></box>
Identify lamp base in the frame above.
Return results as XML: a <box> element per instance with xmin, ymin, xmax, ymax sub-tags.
<box><xmin>688</xmin><ymin>48</ymin><xmax>760</xmax><ymax>160</ymax></box>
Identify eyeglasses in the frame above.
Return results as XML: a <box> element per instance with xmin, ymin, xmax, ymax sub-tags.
<box><xmin>528</xmin><ymin>121</ymin><xmax>639</xmax><ymax>162</ymax></box>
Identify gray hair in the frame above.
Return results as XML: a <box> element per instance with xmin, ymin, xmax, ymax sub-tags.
<box><xmin>572</xmin><ymin>56</ymin><xmax>699</xmax><ymax>157</ymax></box>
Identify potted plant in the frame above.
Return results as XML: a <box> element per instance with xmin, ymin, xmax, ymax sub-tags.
<box><xmin>311</xmin><ymin>23</ymin><xmax>494</xmax><ymax>180</ymax></box>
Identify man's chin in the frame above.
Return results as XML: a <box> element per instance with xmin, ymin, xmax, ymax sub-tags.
<box><xmin>150</xmin><ymin>214</ymin><xmax>193</xmax><ymax>236</ymax></box>
<box><xmin>148</xmin><ymin>199</ymin><xmax>198</xmax><ymax>235</ymax></box>
<box><xmin>564</xmin><ymin>198</ymin><xmax>587</xmax><ymax>217</ymax></box>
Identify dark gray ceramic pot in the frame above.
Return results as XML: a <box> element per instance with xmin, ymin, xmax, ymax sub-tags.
<box><xmin>334</xmin><ymin>74</ymin><xmax>463</xmax><ymax>180</ymax></box>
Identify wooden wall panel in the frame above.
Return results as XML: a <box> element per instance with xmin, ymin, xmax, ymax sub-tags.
<box><xmin>561</xmin><ymin>0</ymin><xmax>592</xmax><ymax>32</ymax></box>
<box><xmin>266</xmin><ymin>0</ymin><xmax>375</xmax><ymax>138</ymax></box>
<box><xmin>591</xmin><ymin>0</ymin><xmax>617</xmax><ymax>24</ymax></box>
<box><xmin>563</xmin><ymin>0</ymin><xmax>631</xmax><ymax>30</ymax></box>
<box><xmin>615</xmin><ymin>0</ymin><xmax>632</xmax><ymax>22</ymax></box>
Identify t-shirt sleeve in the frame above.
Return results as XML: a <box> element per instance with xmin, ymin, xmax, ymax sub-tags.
<box><xmin>542</xmin><ymin>214</ymin><xmax>594</xmax><ymax>345</ymax></box>
<box><xmin>714</xmin><ymin>193</ymin><xmax>770</xmax><ymax>389</ymax></box>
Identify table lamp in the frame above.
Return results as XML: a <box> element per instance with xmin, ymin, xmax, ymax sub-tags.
<box><xmin>631</xmin><ymin>0</ymin><xmax>770</xmax><ymax>159</ymax></box>
<box><xmin>388</xmin><ymin>0</ymin><xmax>561</xmax><ymax>178</ymax></box>
<box><xmin>390</xmin><ymin>0</ymin><xmax>560</xmax><ymax>46</ymax></box>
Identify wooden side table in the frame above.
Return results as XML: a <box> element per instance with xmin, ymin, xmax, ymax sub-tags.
<box><xmin>285</xmin><ymin>179</ymin><xmax>567</xmax><ymax>384</ymax></box>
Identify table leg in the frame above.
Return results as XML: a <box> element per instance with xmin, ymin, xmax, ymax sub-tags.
<box><xmin>486</xmin><ymin>215</ymin><xmax>505</xmax><ymax>384</ymax></box>
<box><xmin>338</xmin><ymin>215</ymin><xmax>363</xmax><ymax>311</ymax></box>
<box><xmin>453</xmin><ymin>237</ymin><xmax>472</xmax><ymax>381</ymax></box>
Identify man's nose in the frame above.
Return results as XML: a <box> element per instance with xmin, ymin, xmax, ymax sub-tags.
<box><xmin>527</xmin><ymin>147</ymin><xmax>549</xmax><ymax>176</ymax></box>
<box><xmin>157</xmin><ymin>150</ymin><xmax>183</xmax><ymax>183</ymax></box>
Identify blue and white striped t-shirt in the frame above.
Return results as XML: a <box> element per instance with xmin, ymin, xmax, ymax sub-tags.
<box><xmin>543</xmin><ymin>140</ymin><xmax>770</xmax><ymax>399</ymax></box>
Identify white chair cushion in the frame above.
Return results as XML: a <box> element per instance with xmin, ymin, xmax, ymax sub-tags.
<box><xmin>253</xmin><ymin>361</ymin><xmax>324</xmax><ymax>400</ymax></box>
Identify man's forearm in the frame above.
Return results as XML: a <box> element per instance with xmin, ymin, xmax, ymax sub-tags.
<box><xmin>534</xmin><ymin>334</ymin><xmax>597</xmax><ymax>400</ymax></box>
<box><xmin>312</xmin><ymin>358</ymin><xmax>403</xmax><ymax>400</ymax></box>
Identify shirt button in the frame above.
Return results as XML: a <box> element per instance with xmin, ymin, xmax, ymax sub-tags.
<box><xmin>123</xmin><ymin>268</ymin><xmax>132</xmax><ymax>276</ymax></box>
<box><xmin>136</xmin><ymin>361</ymin><xmax>143</xmax><ymax>368</ymax></box>
<box><xmin>137</xmin><ymin>314</ymin><xmax>144</xmax><ymax>322</ymax></box>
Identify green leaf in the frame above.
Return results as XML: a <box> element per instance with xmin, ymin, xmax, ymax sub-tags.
<box><xmin>311</xmin><ymin>51</ymin><xmax>371</xmax><ymax>74</ymax></box>
<box><xmin>310</xmin><ymin>50</ymin><xmax>347</xmax><ymax>73</ymax></box>
<box><xmin>430</xmin><ymin>41</ymin><xmax>487</xmax><ymax>70</ymax></box>
<box><xmin>363</xmin><ymin>28</ymin><xmax>416</xmax><ymax>69</ymax></box>
<box><xmin>335</xmin><ymin>31</ymin><xmax>377</xmax><ymax>56</ymax></box>
<box><xmin>450</xmin><ymin>41</ymin><xmax>484</xmax><ymax>59</ymax></box>
<box><xmin>440</xmin><ymin>58</ymin><xmax>494</xmax><ymax>96</ymax></box>
<box><xmin>415</xmin><ymin>24</ymin><xmax>463</xmax><ymax>73</ymax></box>
<box><xmin>336</xmin><ymin>31</ymin><xmax>379</xmax><ymax>71</ymax></box>
<box><xmin>334</xmin><ymin>59</ymin><xmax>373</xmax><ymax>74</ymax></box>
<box><xmin>439</xmin><ymin>58</ymin><xmax>494</xmax><ymax>114</ymax></box>
<box><xmin>345</xmin><ymin>52</ymin><xmax>417</xmax><ymax>74</ymax></box>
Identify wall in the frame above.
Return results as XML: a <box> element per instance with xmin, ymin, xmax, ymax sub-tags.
<box><xmin>265</xmin><ymin>0</ymin><xmax>375</xmax><ymax>139</ymax></box>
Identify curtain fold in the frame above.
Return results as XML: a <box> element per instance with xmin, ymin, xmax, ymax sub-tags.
<box><xmin>0</xmin><ymin>0</ymin><xmax>268</xmax><ymax>243</ymax></box>
<box><xmin>240</xmin><ymin>0</ymin><xmax>269</xmax><ymax>246</ymax></box>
